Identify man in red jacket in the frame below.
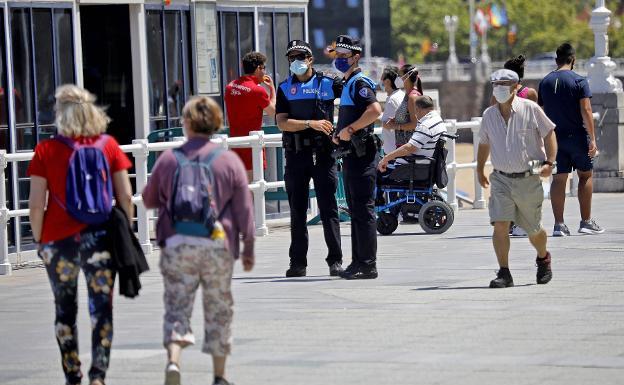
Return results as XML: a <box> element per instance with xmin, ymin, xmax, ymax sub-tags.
<box><xmin>224</xmin><ymin>52</ymin><xmax>276</xmax><ymax>181</ymax></box>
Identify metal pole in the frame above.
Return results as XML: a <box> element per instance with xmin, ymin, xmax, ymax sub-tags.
<box><xmin>132</xmin><ymin>139</ymin><xmax>152</xmax><ymax>255</ymax></box>
<box><xmin>250</xmin><ymin>131</ymin><xmax>268</xmax><ymax>236</ymax></box>
<box><xmin>363</xmin><ymin>0</ymin><xmax>371</xmax><ymax>59</ymax></box>
<box><xmin>469</xmin><ymin>0</ymin><xmax>477</xmax><ymax>62</ymax></box>
<box><xmin>0</xmin><ymin>150</ymin><xmax>11</xmax><ymax>275</ymax></box>
<box><xmin>445</xmin><ymin>120</ymin><xmax>458</xmax><ymax>212</ymax></box>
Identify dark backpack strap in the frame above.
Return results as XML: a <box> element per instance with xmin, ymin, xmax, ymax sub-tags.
<box><xmin>54</xmin><ymin>135</ymin><xmax>78</xmax><ymax>150</ymax></box>
<box><xmin>172</xmin><ymin>148</ymin><xmax>190</xmax><ymax>166</ymax></box>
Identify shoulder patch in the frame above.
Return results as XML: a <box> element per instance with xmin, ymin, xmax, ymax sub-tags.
<box><xmin>358</xmin><ymin>88</ymin><xmax>369</xmax><ymax>98</ymax></box>
<box><xmin>290</xmin><ymin>85</ymin><xmax>298</xmax><ymax>95</ymax></box>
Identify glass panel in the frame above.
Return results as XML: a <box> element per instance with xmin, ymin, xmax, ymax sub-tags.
<box><xmin>259</xmin><ymin>13</ymin><xmax>274</xmax><ymax>80</ymax></box>
<box><xmin>11</xmin><ymin>8</ymin><xmax>36</xmax><ymax>150</ymax></box>
<box><xmin>238</xmin><ymin>13</ymin><xmax>254</xmax><ymax>63</ymax></box>
<box><xmin>146</xmin><ymin>10</ymin><xmax>166</xmax><ymax>124</ymax></box>
<box><xmin>33</xmin><ymin>9</ymin><xmax>56</xmax><ymax>133</ymax></box>
<box><xmin>0</xmin><ymin>10</ymin><xmax>9</xmax><ymax>151</ymax></box>
<box><xmin>164</xmin><ymin>11</ymin><xmax>184</xmax><ymax>124</ymax></box>
<box><xmin>274</xmin><ymin>13</ymin><xmax>289</xmax><ymax>83</ymax></box>
<box><xmin>183</xmin><ymin>10</ymin><xmax>193</xmax><ymax>99</ymax></box>
<box><xmin>54</xmin><ymin>9</ymin><xmax>75</xmax><ymax>85</ymax></box>
<box><xmin>289</xmin><ymin>13</ymin><xmax>304</xmax><ymax>41</ymax></box>
<box><xmin>222</xmin><ymin>12</ymin><xmax>238</xmax><ymax>83</ymax></box>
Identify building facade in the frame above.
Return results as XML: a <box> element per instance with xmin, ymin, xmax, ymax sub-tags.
<box><xmin>1</xmin><ymin>0</ymin><xmax>308</xmax><ymax>250</ymax></box>
<box><xmin>307</xmin><ymin>0</ymin><xmax>391</xmax><ymax>63</ymax></box>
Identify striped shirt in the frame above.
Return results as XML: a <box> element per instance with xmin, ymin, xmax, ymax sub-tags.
<box><xmin>407</xmin><ymin>110</ymin><xmax>447</xmax><ymax>158</ymax></box>
<box><xmin>479</xmin><ymin>97</ymin><xmax>555</xmax><ymax>173</ymax></box>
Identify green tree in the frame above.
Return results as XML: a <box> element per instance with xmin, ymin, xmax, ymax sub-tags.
<box><xmin>390</xmin><ymin>0</ymin><xmax>624</xmax><ymax>64</ymax></box>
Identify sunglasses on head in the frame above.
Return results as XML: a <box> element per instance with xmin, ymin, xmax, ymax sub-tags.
<box><xmin>287</xmin><ymin>53</ymin><xmax>308</xmax><ymax>62</ymax></box>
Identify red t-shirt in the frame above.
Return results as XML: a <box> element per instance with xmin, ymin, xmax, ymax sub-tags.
<box><xmin>27</xmin><ymin>135</ymin><xmax>133</xmax><ymax>243</ymax></box>
<box><xmin>224</xmin><ymin>75</ymin><xmax>270</xmax><ymax>170</ymax></box>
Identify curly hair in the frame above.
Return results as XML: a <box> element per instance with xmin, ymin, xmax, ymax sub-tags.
<box><xmin>55</xmin><ymin>84</ymin><xmax>110</xmax><ymax>138</ymax></box>
<box><xmin>182</xmin><ymin>96</ymin><xmax>223</xmax><ymax>136</ymax></box>
<box><xmin>242</xmin><ymin>51</ymin><xmax>267</xmax><ymax>75</ymax></box>
<box><xmin>504</xmin><ymin>55</ymin><xmax>526</xmax><ymax>80</ymax></box>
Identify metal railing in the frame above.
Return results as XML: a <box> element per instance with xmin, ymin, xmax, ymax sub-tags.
<box><xmin>0</xmin><ymin>113</ymin><xmax>598</xmax><ymax>276</ymax></box>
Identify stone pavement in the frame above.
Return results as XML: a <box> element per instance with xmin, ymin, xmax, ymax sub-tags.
<box><xmin>1</xmin><ymin>193</ymin><xmax>623</xmax><ymax>385</ymax></box>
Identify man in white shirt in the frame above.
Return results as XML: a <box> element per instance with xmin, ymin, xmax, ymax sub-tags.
<box><xmin>378</xmin><ymin>95</ymin><xmax>446</xmax><ymax>171</ymax></box>
<box><xmin>379</xmin><ymin>67</ymin><xmax>405</xmax><ymax>154</ymax></box>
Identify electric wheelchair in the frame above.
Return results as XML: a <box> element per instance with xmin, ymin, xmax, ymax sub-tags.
<box><xmin>375</xmin><ymin>134</ymin><xmax>456</xmax><ymax>235</ymax></box>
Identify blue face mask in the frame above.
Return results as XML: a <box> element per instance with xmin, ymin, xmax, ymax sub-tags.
<box><xmin>334</xmin><ymin>57</ymin><xmax>352</xmax><ymax>73</ymax></box>
<box><xmin>290</xmin><ymin>60</ymin><xmax>309</xmax><ymax>76</ymax></box>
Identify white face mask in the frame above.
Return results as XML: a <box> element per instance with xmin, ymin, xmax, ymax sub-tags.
<box><xmin>492</xmin><ymin>85</ymin><xmax>513</xmax><ymax>103</ymax></box>
<box><xmin>394</xmin><ymin>76</ymin><xmax>404</xmax><ymax>89</ymax></box>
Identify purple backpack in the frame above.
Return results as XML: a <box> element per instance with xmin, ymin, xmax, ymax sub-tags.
<box><xmin>170</xmin><ymin>148</ymin><xmax>224</xmax><ymax>237</ymax></box>
<box><xmin>53</xmin><ymin>135</ymin><xmax>113</xmax><ymax>225</ymax></box>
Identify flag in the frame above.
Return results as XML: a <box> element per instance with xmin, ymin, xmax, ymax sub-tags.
<box><xmin>421</xmin><ymin>38</ymin><xmax>432</xmax><ymax>56</ymax></box>
<box><xmin>489</xmin><ymin>4</ymin><xmax>508</xmax><ymax>28</ymax></box>
<box><xmin>474</xmin><ymin>8</ymin><xmax>489</xmax><ymax>36</ymax></box>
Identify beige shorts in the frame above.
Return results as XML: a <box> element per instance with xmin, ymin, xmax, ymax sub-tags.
<box><xmin>488</xmin><ymin>172</ymin><xmax>544</xmax><ymax>235</ymax></box>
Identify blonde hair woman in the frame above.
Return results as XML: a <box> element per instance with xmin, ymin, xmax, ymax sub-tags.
<box><xmin>143</xmin><ymin>96</ymin><xmax>255</xmax><ymax>385</ymax></box>
<box><xmin>27</xmin><ymin>84</ymin><xmax>133</xmax><ymax>385</ymax></box>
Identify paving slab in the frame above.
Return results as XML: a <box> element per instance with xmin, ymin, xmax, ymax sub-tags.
<box><xmin>0</xmin><ymin>193</ymin><xmax>623</xmax><ymax>385</ymax></box>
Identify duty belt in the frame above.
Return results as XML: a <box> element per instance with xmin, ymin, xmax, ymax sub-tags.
<box><xmin>494</xmin><ymin>169</ymin><xmax>531</xmax><ymax>178</ymax></box>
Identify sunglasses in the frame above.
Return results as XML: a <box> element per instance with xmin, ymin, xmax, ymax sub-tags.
<box><xmin>287</xmin><ymin>53</ymin><xmax>309</xmax><ymax>62</ymax></box>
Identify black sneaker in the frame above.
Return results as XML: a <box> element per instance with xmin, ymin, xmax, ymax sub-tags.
<box><xmin>329</xmin><ymin>262</ymin><xmax>344</xmax><ymax>276</ymax></box>
<box><xmin>578</xmin><ymin>219</ymin><xmax>605</xmax><ymax>235</ymax></box>
<box><xmin>536</xmin><ymin>252</ymin><xmax>552</xmax><ymax>285</ymax></box>
<box><xmin>339</xmin><ymin>264</ymin><xmax>378</xmax><ymax>280</ymax></box>
<box><xmin>489</xmin><ymin>268</ymin><xmax>514</xmax><ymax>288</ymax></box>
<box><xmin>285</xmin><ymin>265</ymin><xmax>306</xmax><ymax>277</ymax></box>
<box><xmin>213</xmin><ymin>377</ymin><xmax>233</xmax><ymax>385</ymax></box>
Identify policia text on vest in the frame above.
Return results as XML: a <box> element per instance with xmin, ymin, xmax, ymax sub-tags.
<box><xmin>276</xmin><ymin>39</ymin><xmax>344</xmax><ymax>278</ymax></box>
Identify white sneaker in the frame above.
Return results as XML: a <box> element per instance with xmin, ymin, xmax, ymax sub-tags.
<box><xmin>578</xmin><ymin>219</ymin><xmax>605</xmax><ymax>235</ymax></box>
<box><xmin>509</xmin><ymin>224</ymin><xmax>527</xmax><ymax>237</ymax></box>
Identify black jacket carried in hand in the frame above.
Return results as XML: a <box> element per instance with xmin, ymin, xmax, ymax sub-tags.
<box><xmin>106</xmin><ymin>206</ymin><xmax>149</xmax><ymax>298</ymax></box>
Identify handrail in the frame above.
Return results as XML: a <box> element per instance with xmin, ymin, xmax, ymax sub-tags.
<box><xmin>0</xmin><ymin>113</ymin><xmax>600</xmax><ymax>275</ymax></box>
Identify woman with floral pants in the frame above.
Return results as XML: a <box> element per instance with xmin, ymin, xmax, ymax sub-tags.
<box><xmin>28</xmin><ymin>85</ymin><xmax>134</xmax><ymax>385</ymax></box>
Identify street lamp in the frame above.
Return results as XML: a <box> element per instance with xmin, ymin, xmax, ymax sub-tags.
<box><xmin>587</xmin><ymin>0</ymin><xmax>622</xmax><ymax>93</ymax></box>
<box><xmin>444</xmin><ymin>15</ymin><xmax>459</xmax><ymax>81</ymax></box>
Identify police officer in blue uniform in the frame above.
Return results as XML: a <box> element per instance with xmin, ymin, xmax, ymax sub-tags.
<box><xmin>276</xmin><ymin>40</ymin><xmax>344</xmax><ymax>277</ymax></box>
<box><xmin>332</xmin><ymin>35</ymin><xmax>382</xmax><ymax>280</ymax></box>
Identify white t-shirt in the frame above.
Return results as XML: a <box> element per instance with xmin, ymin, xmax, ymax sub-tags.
<box><xmin>380</xmin><ymin>89</ymin><xmax>405</xmax><ymax>154</ymax></box>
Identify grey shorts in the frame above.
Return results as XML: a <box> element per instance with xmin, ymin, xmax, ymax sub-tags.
<box><xmin>489</xmin><ymin>172</ymin><xmax>544</xmax><ymax>235</ymax></box>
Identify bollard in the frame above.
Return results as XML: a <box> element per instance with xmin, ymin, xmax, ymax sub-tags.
<box><xmin>471</xmin><ymin>117</ymin><xmax>487</xmax><ymax>209</ymax></box>
<box><xmin>0</xmin><ymin>150</ymin><xmax>11</xmax><ymax>275</ymax></box>
<box><xmin>250</xmin><ymin>131</ymin><xmax>268</xmax><ymax>236</ymax></box>
<box><xmin>132</xmin><ymin>139</ymin><xmax>152</xmax><ymax>254</ymax></box>
<box><xmin>445</xmin><ymin>120</ymin><xmax>458</xmax><ymax>212</ymax></box>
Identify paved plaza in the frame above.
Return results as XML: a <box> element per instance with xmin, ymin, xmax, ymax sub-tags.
<box><xmin>1</xmin><ymin>193</ymin><xmax>623</xmax><ymax>385</ymax></box>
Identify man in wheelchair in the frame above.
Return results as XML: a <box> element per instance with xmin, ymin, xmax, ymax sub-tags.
<box><xmin>375</xmin><ymin>95</ymin><xmax>455</xmax><ymax>234</ymax></box>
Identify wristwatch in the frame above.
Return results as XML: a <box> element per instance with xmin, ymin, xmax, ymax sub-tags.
<box><xmin>304</xmin><ymin>120</ymin><xmax>310</xmax><ymax>129</ymax></box>
<box><xmin>542</xmin><ymin>160</ymin><xmax>554</xmax><ymax>167</ymax></box>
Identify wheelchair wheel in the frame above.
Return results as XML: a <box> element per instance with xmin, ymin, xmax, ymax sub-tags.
<box><xmin>377</xmin><ymin>212</ymin><xmax>399</xmax><ymax>235</ymax></box>
<box><xmin>419</xmin><ymin>201</ymin><xmax>454</xmax><ymax>234</ymax></box>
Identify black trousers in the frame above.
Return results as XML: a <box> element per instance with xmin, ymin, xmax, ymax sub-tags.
<box><xmin>284</xmin><ymin>148</ymin><xmax>342</xmax><ymax>267</ymax></box>
<box><xmin>342</xmin><ymin>146</ymin><xmax>378</xmax><ymax>267</ymax></box>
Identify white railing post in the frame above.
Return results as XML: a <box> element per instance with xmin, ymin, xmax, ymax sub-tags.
<box><xmin>471</xmin><ymin>117</ymin><xmax>487</xmax><ymax>209</ymax></box>
<box><xmin>132</xmin><ymin>139</ymin><xmax>152</xmax><ymax>255</ymax></box>
<box><xmin>445</xmin><ymin>120</ymin><xmax>458</xmax><ymax>212</ymax></box>
<box><xmin>250</xmin><ymin>130</ymin><xmax>268</xmax><ymax>236</ymax></box>
<box><xmin>0</xmin><ymin>150</ymin><xmax>11</xmax><ymax>275</ymax></box>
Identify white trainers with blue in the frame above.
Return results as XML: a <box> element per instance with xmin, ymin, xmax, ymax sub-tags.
<box><xmin>578</xmin><ymin>219</ymin><xmax>605</xmax><ymax>235</ymax></box>
<box><xmin>509</xmin><ymin>224</ymin><xmax>527</xmax><ymax>237</ymax></box>
<box><xmin>552</xmin><ymin>223</ymin><xmax>571</xmax><ymax>237</ymax></box>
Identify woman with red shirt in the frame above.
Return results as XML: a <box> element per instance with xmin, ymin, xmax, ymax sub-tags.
<box><xmin>28</xmin><ymin>85</ymin><xmax>133</xmax><ymax>385</ymax></box>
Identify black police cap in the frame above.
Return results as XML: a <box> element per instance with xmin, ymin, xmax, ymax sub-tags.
<box><xmin>332</xmin><ymin>35</ymin><xmax>362</xmax><ymax>53</ymax></box>
<box><xmin>286</xmin><ymin>40</ymin><xmax>312</xmax><ymax>56</ymax></box>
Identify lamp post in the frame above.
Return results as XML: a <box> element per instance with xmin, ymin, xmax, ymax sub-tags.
<box><xmin>587</xmin><ymin>0</ymin><xmax>623</xmax><ymax>93</ymax></box>
<box><xmin>444</xmin><ymin>15</ymin><xmax>459</xmax><ymax>81</ymax></box>
<box><xmin>480</xmin><ymin>23</ymin><xmax>491</xmax><ymax>79</ymax></box>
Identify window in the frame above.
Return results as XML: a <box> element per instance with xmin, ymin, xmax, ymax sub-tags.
<box><xmin>347</xmin><ymin>0</ymin><xmax>360</xmax><ymax>7</ymax></box>
<box><xmin>259</xmin><ymin>13</ymin><xmax>275</xmax><ymax>80</ymax></box>
<box><xmin>0</xmin><ymin>10</ymin><xmax>9</xmax><ymax>151</ymax></box>
<box><xmin>313</xmin><ymin>29</ymin><xmax>325</xmax><ymax>49</ymax></box>
<box><xmin>313</xmin><ymin>0</ymin><xmax>326</xmax><ymax>8</ymax></box>
<box><xmin>145</xmin><ymin>6</ymin><xmax>194</xmax><ymax>131</ymax></box>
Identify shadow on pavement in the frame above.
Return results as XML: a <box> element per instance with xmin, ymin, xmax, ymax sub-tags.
<box><xmin>413</xmin><ymin>283</ymin><xmax>536</xmax><ymax>291</ymax></box>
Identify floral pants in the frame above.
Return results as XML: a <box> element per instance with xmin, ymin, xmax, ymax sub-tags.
<box><xmin>160</xmin><ymin>242</ymin><xmax>234</xmax><ymax>356</ymax></box>
<box><xmin>39</xmin><ymin>228</ymin><xmax>115</xmax><ymax>385</ymax></box>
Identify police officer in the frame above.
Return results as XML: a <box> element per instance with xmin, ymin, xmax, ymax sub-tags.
<box><xmin>332</xmin><ymin>35</ymin><xmax>382</xmax><ymax>279</ymax></box>
<box><xmin>276</xmin><ymin>40</ymin><xmax>344</xmax><ymax>277</ymax></box>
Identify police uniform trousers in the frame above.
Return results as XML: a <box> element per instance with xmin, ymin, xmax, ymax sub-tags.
<box><xmin>284</xmin><ymin>148</ymin><xmax>342</xmax><ymax>267</ymax></box>
<box><xmin>342</xmin><ymin>142</ymin><xmax>378</xmax><ymax>267</ymax></box>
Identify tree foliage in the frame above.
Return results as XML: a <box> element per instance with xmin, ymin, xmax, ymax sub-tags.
<box><xmin>390</xmin><ymin>0</ymin><xmax>624</xmax><ymax>63</ymax></box>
